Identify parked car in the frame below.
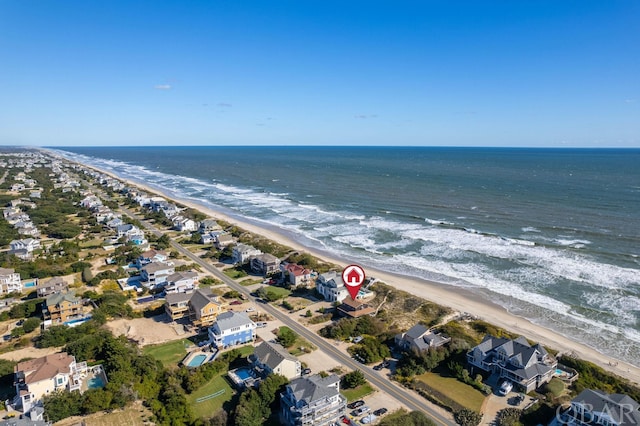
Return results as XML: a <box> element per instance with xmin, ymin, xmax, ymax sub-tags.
<box><xmin>351</xmin><ymin>406</ymin><xmax>370</xmax><ymax>417</ymax></box>
<box><xmin>373</xmin><ymin>408</ymin><xmax>388</xmax><ymax>416</ymax></box>
<box><xmin>340</xmin><ymin>416</ymin><xmax>351</xmax><ymax>425</ymax></box>
<box><xmin>360</xmin><ymin>414</ymin><xmax>377</xmax><ymax>424</ymax></box>
<box><xmin>302</xmin><ymin>368</ymin><xmax>312</xmax><ymax>375</ymax></box>
<box><xmin>373</xmin><ymin>363</ymin><xmax>384</xmax><ymax>371</ymax></box>
<box><xmin>229</xmin><ymin>300</ymin><xmax>242</xmax><ymax>305</ymax></box>
<box><xmin>245</xmin><ymin>307</ymin><xmax>255</xmax><ymax>312</ymax></box>
<box><xmin>499</xmin><ymin>380</ymin><xmax>513</xmax><ymax>396</ymax></box>
<box><xmin>352</xmin><ymin>336</ymin><xmax>364</xmax><ymax>344</ymax></box>
<box><xmin>256</xmin><ymin>322</ymin><xmax>268</xmax><ymax>328</ymax></box>
<box><xmin>347</xmin><ymin>400</ymin><xmax>365</xmax><ymax>409</ymax></box>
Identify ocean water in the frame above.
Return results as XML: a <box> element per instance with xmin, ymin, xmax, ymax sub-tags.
<box><xmin>53</xmin><ymin>146</ymin><xmax>640</xmax><ymax>365</ymax></box>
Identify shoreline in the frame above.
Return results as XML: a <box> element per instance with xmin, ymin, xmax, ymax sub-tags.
<box><xmin>61</xmin><ymin>152</ymin><xmax>640</xmax><ymax>385</ymax></box>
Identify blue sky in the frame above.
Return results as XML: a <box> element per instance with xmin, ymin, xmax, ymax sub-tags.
<box><xmin>1</xmin><ymin>1</ymin><xmax>638</xmax><ymax>147</ymax></box>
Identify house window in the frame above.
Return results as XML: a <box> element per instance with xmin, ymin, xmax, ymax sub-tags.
<box><xmin>56</xmin><ymin>377</ymin><xmax>64</xmax><ymax>385</ymax></box>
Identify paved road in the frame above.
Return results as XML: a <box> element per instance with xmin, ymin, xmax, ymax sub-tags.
<box><xmin>96</xmin><ymin>189</ymin><xmax>455</xmax><ymax>425</ymax></box>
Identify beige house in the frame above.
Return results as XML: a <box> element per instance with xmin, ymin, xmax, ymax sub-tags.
<box><xmin>14</xmin><ymin>353</ymin><xmax>77</xmax><ymax>412</ymax></box>
<box><xmin>250</xmin><ymin>341</ymin><xmax>301</xmax><ymax>380</ymax></box>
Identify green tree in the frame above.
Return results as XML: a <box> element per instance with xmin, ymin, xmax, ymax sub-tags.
<box><xmin>277</xmin><ymin>326</ymin><xmax>297</xmax><ymax>348</ymax></box>
<box><xmin>22</xmin><ymin>317</ymin><xmax>41</xmax><ymax>333</ymax></box>
<box><xmin>496</xmin><ymin>408</ymin><xmax>523</xmax><ymax>426</ymax></box>
<box><xmin>234</xmin><ymin>389</ymin><xmax>266</xmax><ymax>426</ymax></box>
<box><xmin>341</xmin><ymin>370</ymin><xmax>367</xmax><ymax>389</ymax></box>
<box><xmin>455</xmin><ymin>409</ymin><xmax>483</xmax><ymax>426</ymax></box>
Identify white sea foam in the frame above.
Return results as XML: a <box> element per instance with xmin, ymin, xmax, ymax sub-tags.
<box><xmin>522</xmin><ymin>226</ymin><xmax>541</xmax><ymax>233</ymax></box>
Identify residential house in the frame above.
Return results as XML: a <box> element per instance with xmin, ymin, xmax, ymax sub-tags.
<box><xmin>164</xmin><ymin>271</ymin><xmax>198</xmax><ymax>293</ymax></box>
<box><xmin>42</xmin><ymin>291</ymin><xmax>90</xmax><ymax>328</ymax></box>
<box><xmin>250</xmin><ymin>253</ymin><xmax>281</xmax><ymax>276</ymax></box>
<box><xmin>105</xmin><ymin>217</ymin><xmax>124</xmax><ymax>229</ymax></box>
<box><xmin>280</xmin><ymin>374</ymin><xmax>347</xmax><ymax>426</ymax></box>
<box><xmin>188</xmin><ymin>289</ymin><xmax>224</xmax><ymax>327</ymax></box>
<box><xmin>115</xmin><ymin>224</ymin><xmax>140</xmax><ymax>239</ymax></box>
<box><xmin>200</xmin><ymin>233</ymin><xmax>216</xmax><ymax>245</ymax></box>
<box><xmin>232</xmin><ymin>244</ymin><xmax>262</xmax><ymax>264</ymax></box>
<box><xmin>315</xmin><ymin>271</ymin><xmax>348</xmax><ymax>303</ymax></box>
<box><xmin>93</xmin><ymin>206</ymin><xmax>115</xmax><ymax>223</ymax></box>
<box><xmin>467</xmin><ymin>335</ymin><xmax>557</xmax><ymax>393</ymax></box>
<box><xmin>9</xmin><ymin>238</ymin><xmax>40</xmax><ymax>259</ymax></box>
<box><xmin>140</xmin><ymin>262</ymin><xmax>175</xmax><ymax>289</ymax></box>
<box><xmin>209</xmin><ymin>311</ymin><xmax>256</xmax><ymax>349</ymax></box>
<box><xmin>29</xmin><ymin>191</ymin><xmax>42</xmax><ymax>199</ymax></box>
<box><xmin>135</xmin><ymin>249</ymin><xmax>169</xmax><ymax>268</ymax></box>
<box><xmin>36</xmin><ymin>277</ymin><xmax>69</xmax><ymax>298</ymax></box>
<box><xmin>199</xmin><ymin>219</ymin><xmax>221</xmax><ymax>234</ymax></box>
<box><xmin>165</xmin><ymin>292</ymin><xmax>191</xmax><ymax>322</ymax></box>
<box><xmin>14</xmin><ymin>353</ymin><xmax>78</xmax><ymax>412</ymax></box>
<box><xmin>10</xmin><ymin>183</ymin><xmax>25</xmax><ymax>192</ymax></box>
<box><xmin>395</xmin><ymin>323</ymin><xmax>451</xmax><ymax>352</ymax></box>
<box><xmin>0</xmin><ymin>297</ymin><xmax>18</xmax><ymax>312</ymax></box>
<box><xmin>80</xmin><ymin>195</ymin><xmax>102</xmax><ymax>209</ymax></box>
<box><xmin>336</xmin><ymin>298</ymin><xmax>375</xmax><ymax>319</ymax></box>
<box><xmin>281</xmin><ymin>263</ymin><xmax>313</xmax><ymax>287</ymax></box>
<box><xmin>172</xmin><ymin>216</ymin><xmax>197</xmax><ymax>232</ymax></box>
<box><xmin>558</xmin><ymin>389</ymin><xmax>640</xmax><ymax>426</ymax></box>
<box><xmin>215</xmin><ymin>233</ymin><xmax>234</xmax><ymax>249</ymax></box>
<box><xmin>0</xmin><ymin>268</ymin><xmax>22</xmax><ymax>294</ymax></box>
<box><xmin>250</xmin><ymin>341</ymin><xmax>301</xmax><ymax>380</ymax></box>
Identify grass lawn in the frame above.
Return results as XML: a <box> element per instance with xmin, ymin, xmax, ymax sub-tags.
<box><xmin>187</xmin><ymin>374</ymin><xmax>235</xmax><ymax>419</ymax></box>
<box><xmin>265</xmin><ymin>286</ymin><xmax>291</xmax><ymax>298</ymax></box>
<box><xmin>416</xmin><ymin>372</ymin><xmax>486</xmax><ymax>412</ymax></box>
<box><xmin>288</xmin><ymin>335</ymin><xmax>317</xmax><ymax>356</ymax></box>
<box><xmin>224</xmin><ymin>267</ymin><xmax>249</xmax><ymax>279</ymax></box>
<box><xmin>342</xmin><ymin>383</ymin><xmax>375</xmax><ymax>402</ymax></box>
<box><xmin>79</xmin><ymin>238</ymin><xmax>103</xmax><ymax>248</ymax></box>
<box><xmin>239</xmin><ymin>278</ymin><xmax>263</xmax><ymax>286</ymax></box>
<box><xmin>142</xmin><ymin>339</ymin><xmax>193</xmax><ymax>366</ymax></box>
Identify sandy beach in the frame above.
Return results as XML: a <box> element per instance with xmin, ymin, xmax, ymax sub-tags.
<box><xmin>73</xmin><ymin>157</ymin><xmax>640</xmax><ymax>386</ymax></box>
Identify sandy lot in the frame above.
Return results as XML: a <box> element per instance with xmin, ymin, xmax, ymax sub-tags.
<box><xmin>105</xmin><ymin>316</ymin><xmax>187</xmax><ymax>346</ymax></box>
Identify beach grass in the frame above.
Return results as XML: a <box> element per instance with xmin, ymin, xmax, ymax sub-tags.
<box><xmin>415</xmin><ymin>372</ymin><xmax>485</xmax><ymax>412</ymax></box>
<box><xmin>142</xmin><ymin>339</ymin><xmax>193</xmax><ymax>366</ymax></box>
<box><xmin>186</xmin><ymin>374</ymin><xmax>234</xmax><ymax>419</ymax></box>
<box><xmin>342</xmin><ymin>383</ymin><xmax>375</xmax><ymax>402</ymax></box>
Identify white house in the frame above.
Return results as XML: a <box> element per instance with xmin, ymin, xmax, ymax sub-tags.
<box><xmin>0</xmin><ymin>268</ymin><xmax>22</xmax><ymax>294</ymax></box>
<box><xmin>9</xmin><ymin>238</ymin><xmax>40</xmax><ymax>259</ymax></box>
<box><xmin>250</xmin><ymin>341</ymin><xmax>301</xmax><ymax>380</ymax></box>
<box><xmin>280</xmin><ymin>374</ymin><xmax>347</xmax><ymax>426</ymax></box>
<box><xmin>232</xmin><ymin>243</ymin><xmax>262</xmax><ymax>264</ymax></box>
<box><xmin>140</xmin><ymin>262</ymin><xmax>175</xmax><ymax>288</ymax></box>
<box><xmin>164</xmin><ymin>271</ymin><xmax>199</xmax><ymax>293</ymax></box>
<box><xmin>315</xmin><ymin>271</ymin><xmax>349</xmax><ymax>303</ymax></box>
<box><xmin>281</xmin><ymin>263</ymin><xmax>313</xmax><ymax>287</ymax></box>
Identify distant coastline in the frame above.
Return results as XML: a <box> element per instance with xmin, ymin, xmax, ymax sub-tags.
<box><xmin>48</xmin><ymin>146</ymin><xmax>640</xmax><ymax>385</ymax></box>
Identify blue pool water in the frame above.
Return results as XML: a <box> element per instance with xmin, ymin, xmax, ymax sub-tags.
<box><xmin>87</xmin><ymin>375</ymin><xmax>105</xmax><ymax>389</ymax></box>
<box><xmin>188</xmin><ymin>354</ymin><xmax>207</xmax><ymax>367</ymax></box>
<box><xmin>555</xmin><ymin>369</ymin><xmax>563</xmax><ymax>375</ymax></box>
<box><xmin>235</xmin><ymin>368</ymin><xmax>252</xmax><ymax>381</ymax></box>
<box><xmin>24</xmin><ymin>281</ymin><xmax>36</xmax><ymax>288</ymax></box>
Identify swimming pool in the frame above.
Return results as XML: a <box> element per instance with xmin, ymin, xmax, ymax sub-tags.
<box><xmin>23</xmin><ymin>281</ymin><xmax>36</xmax><ymax>288</ymax></box>
<box><xmin>87</xmin><ymin>375</ymin><xmax>105</xmax><ymax>389</ymax></box>
<box><xmin>188</xmin><ymin>354</ymin><xmax>208</xmax><ymax>367</ymax></box>
<box><xmin>234</xmin><ymin>368</ymin><xmax>253</xmax><ymax>381</ymax></box>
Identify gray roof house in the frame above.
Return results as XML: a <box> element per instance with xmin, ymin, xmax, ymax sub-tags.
<box><xmin>209</xmin><ymin>311</ymin><xmax>256</xmax><ymax>349</ymax></box>
<box><xmin>36</xmin><ymin>277</ymin><xmax>69</xmax><ymax>298</ymax></box>
<box><xmin>250</xmin><ymin>253</ymin><xmax>281</xmax><ymax>276</ymax></box>
<box><xmin>467</xmin><ymin>335</ymin><xmax>557</xmax><ymax>393</ymax></box>
<box><xmin>280</xmin><ymin>374</ymin><xmax>347</xmax><ymax>426</ymax></box>
<box><xmin>249</xmin><ymin>341</ymin><xmax>301</xmax><ymax>380</ymax></box>
<box><xmin>395</xmin><ymin>323</ymin><xmax>451</xmax><ymax>352</ymax></box>
<box><xmin>556</xmin><ymin>389</ymin><xmax>640</xmax><ymax>426</ymax></box>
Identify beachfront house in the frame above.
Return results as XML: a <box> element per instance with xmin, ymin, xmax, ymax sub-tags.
<box><xmin>165</xmin><ymin>292</ymin><xmax>191</xmax><ymax>322</ymax></box>
<box><xmin>249</xmin><ymin>341</ymin><xmax>302</xmax><ymax>380</ymax></box>
<box><xmin>281</xmin><ymin>263</ymin><xmax>313</xmax><ymax>287</ymax></box>
<box><xmin>556</xmin><ymin>389</ymin><xmax>640</xmax><ymax>426</ymax></box>
<box><xmin>467</xmin><ymin>335</ymin><xmax>557</xmax><ymax>393</ymax></box>
<box><xmin>280</xmin><ymin>374</ymin><xmax>347</xmax><ymax>426</ymax></box>
<box><xmin>315</xmin><ymin>271</ymin><xmax>349</xmax><ymax>303</ymax></box>
<box><xmin>395</xmin><ymin>323</ymin><xmax>451</xmax><ymax>352</ymax></box>
<box><xmin>36</xmin><ymin>277</ymin><xmax>69</xmax><ymax>298</ymax></box>
<box><xmin>42</xmin><ymin>291</ymin><xmax>91</xmax><ymax>328</ymax></box>
<box><xmin>0</xmin><ymin>268</ymin><xmax>22</xmax><ymax>294</ymax></box>
<box><xmin>250</xmin><ymin>253</ymin><xmax>281</xmax><ymax>276</ymax></box>
<box><xmin>336</xmin><ymin>298</ymin><xmax>375</xmax><ymax>319</ymax></box>
<box><xmin>215</xmin><ymin>233</ymin><xmax>234</xmax><ymax>249</ymax></box>
<box><xmin>135</xmin><ymin>249</ymin><xmax>169</xmax><ymax>268</ymax></box>
<box><xmin>199</xmin><ymin>219</ymin><xmax>221</xmax><ymax>233</ymax></box>
<box><xmin>232</xmin><ymin>243</ymin><xmax>262</xmax><ymax>264</ymax></box>
<box><xmin>172</xmin><ymin>216</ymin><xmax>197</xmax><ymax>232</ymax></box>
<box><xmin>140</xmin><ymin>262</ymin><xmax>175</xmax><ymax>289</ymax></box>
<box><xmin>209</xmin><ymin>311</ymin><xmax>257</xmax><ymax>349</ymax></box>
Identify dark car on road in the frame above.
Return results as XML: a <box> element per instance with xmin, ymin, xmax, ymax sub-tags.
<box><xmin>347</xmin><ymin>400</ymin><xmax>364</xmax><ymax>410</ymax></box>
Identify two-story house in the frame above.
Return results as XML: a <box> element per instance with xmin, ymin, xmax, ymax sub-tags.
<box><xmin>135</xmin><ymin>249</ymin><xmax>169</xmax><ymax>268</ymax></box>
<box><xmin>9</xmin><ymin>238</ymin><xmax>40</xmax><ymax>259</ymax></box>
<box><xmin>232</xmin><ymin>243</ymin><xmax>262</xmax><ymax>264</ymax></box>
<box><xmin>42</xmin><ymin>291</ymin><xmax>90</xmax><ymax>328</ymax></box>
<box><xmin>281</xmin><ymin>263</ymin><xmax>313</xmax><ymax>287</ymax></box>
<box><xmin>557</xmin><ymin>389</ymin><xmax>640</xmax><ymax>426</ymax></box>
<box><xmin>209</xmin><ymin>311</ymin><xmax>256</xmax><ymax>349</ymax></box>
<box><xmin>280</xmin><ymin>374</ymin><xmax>347</xmax><ymax>426</ymax></box>
<box><xmin>164</xmin><ymin>271</ymin><xmax>198</xmax><ymax>293</ymax></box>
<box><xmin>0</xmin><ymin>268</ymin><xmax>22</xmax><ymax>294</ymax></box>
<box><xmin>395</xmin><ymin>323</ymin><xmax>451</xmax><ymax>352</ymax></box>
<box><xmin>250</xmin><ymin>253</ymin><xmax>281</xmax><ymax>276</ymax></box>
<box><xmin>315</xmin><ymin>271</ymin><xmax>348</xmax><ymax>303</ymax></box>
<box><xmin>467</xmin><ymin>335</ymin><xmax>557</xmax><ymax>393</ymax></box>
<box><xmin>165</xmin><ymin>292</ymin><xmax>191</xmax><ymax>322</ymax></box>
<box><xmin>249</xmin><ymin>341</ymin><xmax>301</xmax><ymax>380</ymax></box>
<box><xmin>14</xmin><ymin>353</ymin><xmax>78</xmax><ymax>413</ymax></box>
<box><xmin>199</xmin><ymin>219</ymin><xmax>222</xmax><ymax>234</ymax></box>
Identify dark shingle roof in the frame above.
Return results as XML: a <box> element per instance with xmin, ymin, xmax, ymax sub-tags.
<box><xmin>288</xmin><ymin>374</ymin><xmax>341</xmax><ymax>405</ymax></box>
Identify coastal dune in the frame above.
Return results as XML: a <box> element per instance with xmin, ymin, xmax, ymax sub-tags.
<box><xmin>78</xmin><ymin>159</ymin><xmax>640</xmax><ymax>386</ymax></box>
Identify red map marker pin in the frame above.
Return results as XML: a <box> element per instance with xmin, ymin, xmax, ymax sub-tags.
<box><xmin>342</xmin><ymin>264</ymin><xmax>366</xmax><ymax>301</ymax></box>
